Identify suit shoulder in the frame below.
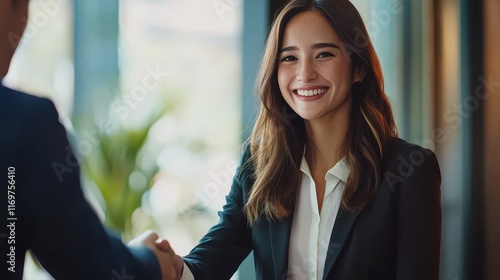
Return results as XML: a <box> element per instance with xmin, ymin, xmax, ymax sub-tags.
<box><xmin>236</xmin><ymin>143</ymin><xmax>255</xmax><ymax>176</ymax></box>
<box><xmin>385</xmin><ymin>137</ymin><xmax>435</xmax><ymax>158</ymax></box>
<box><xmin>382</xmin><ymin>137</ymin><xmax>439</xmax><ymax>172</ymax></box>
<box><xmin>0</xmin><ymin>85</ymin><xmax>58</xmax><ymax>122</ymax></box>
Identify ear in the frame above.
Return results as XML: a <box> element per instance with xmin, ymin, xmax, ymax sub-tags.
<box><xmin>353</xmin><ymin>65</ymin><xmax>366</xmax><ymax>83</ymax></box>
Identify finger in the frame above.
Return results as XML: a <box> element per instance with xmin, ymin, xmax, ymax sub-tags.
<box><xmin>155</xmin><ymin>239</ymin><xmax>174</xmax><ymax>255</ymax></box>
<box><xmin>142</xmin><ymin>230</ymin><xmax>159</xmax><ymax>243</ymax></box>
<box><xmin>155</xmin><ymin>239</ymin><xmax>170</xmax><ymax>250</ymax></box>
<box><xmin>128</xmin><ymin>230</ymin><xmax>154</xmax><ymax>246</ymax></box>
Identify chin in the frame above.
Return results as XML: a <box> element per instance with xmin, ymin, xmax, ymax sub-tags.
<box><xmin>295</xmin><ymin>112</ymin><xmax>322</xmax><ymax>121</ymax></box>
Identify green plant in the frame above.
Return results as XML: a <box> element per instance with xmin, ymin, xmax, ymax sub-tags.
<box><xmin>81</xmin><ymin>111</ymin><xmax>163</xmax><ymax>241</ymax></box>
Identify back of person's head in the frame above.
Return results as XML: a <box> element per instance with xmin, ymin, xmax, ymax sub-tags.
<box><xmin>0</xmin><ymin>0</ymin><xmax>29</xmax><ymax>78</ymax></box>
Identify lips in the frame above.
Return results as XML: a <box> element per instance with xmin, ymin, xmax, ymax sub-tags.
<box><xmin>293</xmin><ymin>87</ymin><xmax>329</xmax><ymax>97</ymax></box>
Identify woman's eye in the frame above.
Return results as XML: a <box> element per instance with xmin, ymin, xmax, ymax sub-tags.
<box><xmin>280</xmin><ymin>56</ymin><xmax>297</xmax><ymax>62</ymax></box>
<box><xmin>317</xmin><ymin>52</ymin><xmax>334</xmax><ymax>58</ymax></box>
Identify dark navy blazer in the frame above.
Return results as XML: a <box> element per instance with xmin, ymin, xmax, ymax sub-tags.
<box><xmin>184</xmin><ymin>137</ymin><xmax>441</xmax><ymax>280</ymax></box>
<box><xmin>0</xmin><ymin>84</ymin><xmax>161</xmax><ymax>280</ymax></box>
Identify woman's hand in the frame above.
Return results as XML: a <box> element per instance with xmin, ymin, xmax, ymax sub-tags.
<box><xmin>155</xmin><ymin>238</ymin><xmax>184</xmax><ymax>277</ymax></box>
<box><xmin>129</xmin><ymin>230</ymin><xmax>183</xmax><ymax>280</ymax></box>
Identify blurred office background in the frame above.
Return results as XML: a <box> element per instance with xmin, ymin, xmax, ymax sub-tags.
<box><xmin>3</xmin><ymin>0</ymin><xmax>499</xmax><ymax>279</ymax></box>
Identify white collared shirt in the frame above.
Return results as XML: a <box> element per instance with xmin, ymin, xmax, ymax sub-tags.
<box><xmin>181</xmin><ymin>155</ymin><xmax>349</xmax><ymax>280</ymax></box>
<box><xmin>181</xmin><ymin>263</ymin><xmax>194</xmax><ymax>280</ymax></box>
<box><xmin>287</xmin><ymin>155</ymin><xmax>349</xmax><ymax>280</ymax></box>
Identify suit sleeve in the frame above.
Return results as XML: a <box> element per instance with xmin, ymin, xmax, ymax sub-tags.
<box><xmin>22</xmin><ymin>100</ymin><xmax>161</xmax><ymax>280</ymax></box>
<box><xmin>395</xmin><ymin>147</ymin><xmax>442</xmax><ymax>280</ymax></box>
<box><xmin>183</xmin><ymin>147</ymin><xmax>253</xmax><ymax>280</ymax></box>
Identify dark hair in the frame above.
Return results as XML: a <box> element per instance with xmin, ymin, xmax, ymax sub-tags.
<box><xmin>245</xmin><ymin>0</ymin><xmax>398</xmax><ymax>225</ymax></box>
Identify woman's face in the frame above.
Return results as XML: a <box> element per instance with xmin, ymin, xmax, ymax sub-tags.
<box><xmin>277</xmin><ymin>11</ymin><xmax>361</xmax><ymax>122</ymax></box>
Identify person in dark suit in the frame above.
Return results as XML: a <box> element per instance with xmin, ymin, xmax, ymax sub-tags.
<box><xmin>159</xmin><ymin>0</ymin><xmax>441</xmax><ymax>279</ymax></box>
<box><xmin>0</xmin><ymin>0</ymin><xmax>181</xmax><ymax>279</ymax></box>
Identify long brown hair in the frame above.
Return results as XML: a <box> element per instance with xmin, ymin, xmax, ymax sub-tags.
<box><xmin>245</xmin><ymin>0</ymin><xmax>397</xmax><ymax>225</ymax></box>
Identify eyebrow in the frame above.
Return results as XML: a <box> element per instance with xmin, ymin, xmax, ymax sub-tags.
<box><xmin>279</xmin><ymin>43</ymin><xmax>341</xmax><ymax>53</ymax></box>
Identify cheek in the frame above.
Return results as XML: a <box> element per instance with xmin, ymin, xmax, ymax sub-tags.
<box><xmin>322</xmin><ymin>63</ymin><xmax>354</xmax><ymax>85</ymax></box>
<box><xmin>277</xmin><ymin>67</ymin><xmax>291</xmax><ymax>94</ymax></box>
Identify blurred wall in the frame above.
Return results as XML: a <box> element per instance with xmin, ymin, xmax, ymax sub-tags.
<box><xmin>434</xmin><ymin>0</ymin><xmax>466</xmax><ymax>278</ymax></box>
<box><xmin>73</xmin><ymin>0</ymin><xmax>119</xmax><ymax>123</ymax></box>
<box><xmin>435</xmin><ymin>0</ymin><xmax>500</xmax><ymax>279</ymax></box>
<box><xmin>484</xmin><ymin>0</ymin><xmax>500</xmax><ymax>279</ymax></box>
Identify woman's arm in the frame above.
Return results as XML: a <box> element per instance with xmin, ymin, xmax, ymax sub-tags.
<box><xmin>183</xmin><ymin>147</ymin><xmax>254</xmax><ymax>280</ymax></box>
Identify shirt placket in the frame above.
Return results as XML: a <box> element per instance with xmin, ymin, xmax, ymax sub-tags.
<box><xmin>309</xmin><ymin>175</ymin><xmax>320</xmax><ymax>280</ymax></box>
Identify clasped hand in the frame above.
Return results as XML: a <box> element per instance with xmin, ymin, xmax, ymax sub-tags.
<box><xmin>129</xmin><ymin>231</ymin><xmax>184</xmax><ymax>280</ymax></box>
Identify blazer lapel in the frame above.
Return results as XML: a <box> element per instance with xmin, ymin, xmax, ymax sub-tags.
<box><xmin>269</xmin><ymin>214</ymin><xmax>294</xmax><ymax>280</ymax></box>
<box><xmin>322</xmin><ymin>206</ymin><xmax>358</xmax><ymax>280</ymax></box>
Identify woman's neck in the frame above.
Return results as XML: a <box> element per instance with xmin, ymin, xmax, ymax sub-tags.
<box><xmin>304</xmin><ymin>105</ymin><xmax>350</xmax><ymax>171</ymax></box>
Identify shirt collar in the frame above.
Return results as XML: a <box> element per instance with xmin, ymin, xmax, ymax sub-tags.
<box><xmin>327</xmin><ymin>157</ymin><xmax>350</xmax><ymax>183</ymax></box>
<box><xmin>299</xmin><ymin>147</ymin><xmax>350</xmax><ymax>183</ymax></box>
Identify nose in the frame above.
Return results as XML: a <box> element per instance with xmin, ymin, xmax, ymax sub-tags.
<box><xmin>296</xmin><ymin>59</ymin><xmax>317</xmax><ymax>82</ymax></box>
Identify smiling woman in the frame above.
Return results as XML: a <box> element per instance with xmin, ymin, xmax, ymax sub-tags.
<box><xmin>247</xmin><ymin>0</ymin><xmax>397</xmax><ymax>226</ymax></box>
<box><xmin>277</xmin><ymin>11</ymin><xmax>358</xmax><ymax>131</ymax></box>
<box><xmin>160</xmin><ymin>1</ymin><xmax>442</xmax><ymax>279</ymax></box>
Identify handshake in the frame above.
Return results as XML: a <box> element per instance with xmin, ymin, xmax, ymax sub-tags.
<box><xmin>129</xmin><ymin>231</ymin><xmax>185</xmax><ymax>280</ymax></box>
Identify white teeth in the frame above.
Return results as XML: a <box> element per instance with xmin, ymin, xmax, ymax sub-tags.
<box><xmin>296</xmin><ymin>88</ymin><xmax>327</xmax><ymax>97</ymax></box>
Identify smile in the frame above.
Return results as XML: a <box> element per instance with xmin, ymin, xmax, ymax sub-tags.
<box><xmin>293</xmin><ymin>87</ymin><xmax>329</xmax><ymax>97</ymax></box>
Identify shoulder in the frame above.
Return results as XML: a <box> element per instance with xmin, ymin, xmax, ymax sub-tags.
<box><xmin>0</xmin><ymin>84</ymin><xmax>58</xmax><ymax>124</ymax></box>
<box><xmin>383</xmin><ymin>137</ymin><xmax>437</xmax><ymax>165</ymax></box>
<box><xmin>382</xmin><ymin>137</ymin><xmax>441</xmax><ymax>186</ymax></box>
<box><xmin>232</xmin><ymin>142</ymin><xmax>257</xmax><ymax>195</ymax></box>
<box><xmin>236</xmin><ymin>143</ymin><xmax>255</xmax><ymax>177</ymax></box>
<box><xmin>0</xmin><ymin>85</ymin><xmax>63</xmax><ymax>158</ymax></box>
